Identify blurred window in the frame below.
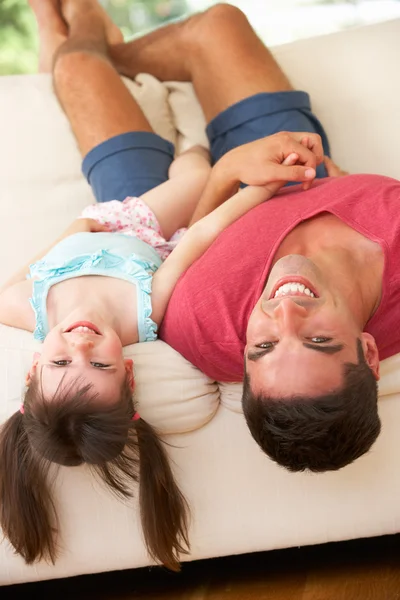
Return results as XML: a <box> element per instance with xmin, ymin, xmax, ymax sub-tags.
<box><xmin>1</xmin><ymin>0</ymin><xmax>399</xmax><ymax>74</ymax></box>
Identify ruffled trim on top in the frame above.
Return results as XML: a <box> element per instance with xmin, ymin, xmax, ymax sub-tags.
<box><xmin>28</xmin><ymin>249</ymin><xmax>160</xmax><ymax>343</ymax></box>
<box><xmin>139</xmin><ymin>281</ymin><xmax>158</xmax><ymax>343</ymax></box>
<box><xmin>29</xmin><ymin>293</ymin><xmax>46</xmax><ymax>342</ymax></box>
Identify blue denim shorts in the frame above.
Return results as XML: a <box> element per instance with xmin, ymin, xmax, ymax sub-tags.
<box><xmin>82</xmin><ymin>90</ymin><xmax>331</xmax><ymax>202</ymax></box>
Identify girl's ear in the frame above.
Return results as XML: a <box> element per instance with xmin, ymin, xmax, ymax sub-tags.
<box><xmin>26</xmin><ymin>353</ymin><xmax>41</xmax><ymax>387</ymax></box>
<box><xmin>124</xmin><ymin>359</ymin><xmax>135</xmax><ymax>391</ymax></box>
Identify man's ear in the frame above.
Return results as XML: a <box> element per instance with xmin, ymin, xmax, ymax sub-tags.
<box><xmin>124</xmin><ymin>359</ymin><xmax>135</xmax><ymax>391</ymax></box>
<box><xmin>26</xmin><ymin>352</ymin><xmax>41</xmax><ymax>386</ymax></box>
<box><xmin>360</xmin><ymin>333</ymin><xmax>380</xmax><ymax>381</ymax></box>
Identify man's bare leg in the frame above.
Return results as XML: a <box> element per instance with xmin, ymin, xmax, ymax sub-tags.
<box><xmin>52</xmin><ymin>0</ymin><xmax>152</xmax><ymax>157</ymax></box>
<box><xmin>31</xmin><ymin>0</ymin><xmax>209</xmax><ymax>233</ymax></box>
<box><xmin>29</xmin><ymin>0</ymin><xmax>68</xmax><ymax>72</ymax></box>
<box><xmin>111</xmin><ymin>3</ymin><xmax>293</xmax><ymax>122</ymax></box>
<box><xmin>61</xmin><ymin>0</ymin><xmax>124</xmax><ymax>49</ymax></box>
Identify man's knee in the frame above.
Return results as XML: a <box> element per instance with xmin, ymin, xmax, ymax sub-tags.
<box><xmin>183</xmin><ymin>3</ymin><xmax>251</xmax><ymax>48</ymax></box>
<box><xmin>201</xmin><ymin>3</ymin><xmax>249</xmax><ymax>26</ymax></box>
<box><xmin>53</xmin><ymin>49</ymin><xmax>109</xmax><ymax>90</ymax></box>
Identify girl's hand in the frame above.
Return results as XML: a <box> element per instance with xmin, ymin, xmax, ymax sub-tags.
<box><xmin>261</xmin><ymin>151</ymin><xmax>306</xmax><ymax>196</ymax></box>
<box><xmin>218</xmin><ymin>131</ymin><xmax>323</xmax><ymax>191</ymax></box>
<box><xmin>60</xmin><ymin>218</ymin><xmax>110</xmax><ymax>240</ymax></box>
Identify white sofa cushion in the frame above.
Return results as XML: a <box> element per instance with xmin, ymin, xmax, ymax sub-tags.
<box><xmin>1</xmin><ymin>18</ymin><xmax>400</xmax><ymax>586</ymax></box>
<box><xmin>0</xmin><ymin>325</ymin><xmax>219</xmax><ymax>433</ymax></box>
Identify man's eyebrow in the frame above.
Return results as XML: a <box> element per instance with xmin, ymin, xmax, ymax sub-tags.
<box><xmin>302</xmin><ymin>342</ymin><xmax>344</xmax><ymax>355</ymax></box>
<box><xmin>247</xmin><ymin>342</ymin><xmax>345</xmax><ymax>362</ymax></box>
<box><xmin>247</xmin><ymin>347</ymin><xmax>274</xmax><ymax>362</ymax></box>
<box><xmin>46</xmin><ymin>365</ymin><xmax>118</xmax><ymax>373</ymax></box>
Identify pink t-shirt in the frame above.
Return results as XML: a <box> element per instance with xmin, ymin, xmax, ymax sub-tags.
<box><xmin>160</xmin><ymin>175</ymin><xmax>400</xmax><ymax>382</ymax></box>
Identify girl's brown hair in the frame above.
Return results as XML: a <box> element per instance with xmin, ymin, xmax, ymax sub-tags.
<box><xmin>0</xmin><ymin>376</ymin><xmax>189</xmax><ymax>571</ymax></box>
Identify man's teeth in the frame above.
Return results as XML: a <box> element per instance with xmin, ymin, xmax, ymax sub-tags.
<box><xmin>274</xmin><ymin>282</ymin><xmax>316</xmax><ymax>298</ymax></box>
<box><xmin>69</xmin><ymin>326</ymin><xmax>97</xmax><ymax>333</ymax></box>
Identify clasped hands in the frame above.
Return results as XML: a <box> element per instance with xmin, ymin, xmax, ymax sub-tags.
<box><xmin>217</xmin><ymin>131</ymin><xmax>347</xmax><ymax>196</ymax></box>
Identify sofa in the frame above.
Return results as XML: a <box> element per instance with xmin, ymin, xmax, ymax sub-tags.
<box><xmin>1</xmin><ymin>18</ymin><xmax>400</xmax><ymax>586</ymax></box>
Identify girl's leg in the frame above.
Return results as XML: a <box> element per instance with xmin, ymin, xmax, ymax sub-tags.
<box><xmin>139</xmin><ymin>146</ymin><xmax>211</xmax><ymax>239</ymax></box>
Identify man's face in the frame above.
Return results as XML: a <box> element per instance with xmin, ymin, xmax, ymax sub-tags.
<box><xmin>245</xmin><ymin>255</ymin><xmax>379</xmax><ymax>397</ymax></box>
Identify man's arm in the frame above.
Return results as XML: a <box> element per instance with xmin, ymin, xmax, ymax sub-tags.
<box><xmin>189</xmin><ymin>131</ymin><xmax>324</xmax><ymax>224</ymax></box>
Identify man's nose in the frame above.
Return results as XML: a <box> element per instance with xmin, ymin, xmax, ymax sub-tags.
<box><xmin>273</xmin><ymin>298</ymin><xmax>308</xmax><ymax>331</ymax></box>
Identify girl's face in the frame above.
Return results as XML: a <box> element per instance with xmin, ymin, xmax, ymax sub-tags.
<box><xmin>27</xmin><ymin>319</ymin><xmax>134</xmax><ymax>401</ymax></box>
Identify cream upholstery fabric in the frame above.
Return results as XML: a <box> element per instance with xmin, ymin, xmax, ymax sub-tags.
<box><xmin>0</xmin><ymin>19</ymin><xmax>400</xmax><ymax>585</ymax></box>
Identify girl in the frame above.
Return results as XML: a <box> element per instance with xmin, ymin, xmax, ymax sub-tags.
<box><xmin>0</xmin><ymin>0</ymin><xmax>319</xmax><ymax>572</ymax></box>
<box><xmin>0</xmin><ymin>141</ymin><xmax>310</xmax><ymax>570</ymax></box>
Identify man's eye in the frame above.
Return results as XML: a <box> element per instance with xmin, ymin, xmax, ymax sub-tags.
<box><xmin>90</xmin><ymin>362</ymin><xmax>111</xmax><ymax>368</ymax></box>
<box><xmin>52</xmin><ymin>360</ymin><xmax>71</xmax><ymax>366</ymax></box>
<box><xmin>309</xmin><ymin>337</ymin><xmax>332</xmax><ymax>344</ymax></box>
<box><xmin>256</xmin><ymin>342</ymin><xmax>276</xmax><ymax>349</ymax></box>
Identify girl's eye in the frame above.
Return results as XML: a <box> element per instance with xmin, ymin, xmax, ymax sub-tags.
<box><xmin>52</xmin><ymin>360</ymin><xmax>71</xmax><ymax>366</ymax></box>
<box><xmin>310</xmin><ymin>337</ymin><xmax>332</xmax><ymax>344</ymax></box>
<box><xmin>90</xmin><ymin>362</ymin><xmax>111</xmax><ymax>368</ymax></box>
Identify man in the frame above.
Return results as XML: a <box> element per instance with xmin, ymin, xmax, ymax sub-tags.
<box><xmin>30</xmin><ymin>1</ymin><xmax>399</xmax><ymax>473</ymax></box>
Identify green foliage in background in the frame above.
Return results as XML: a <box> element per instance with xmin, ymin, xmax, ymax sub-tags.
<box><xmin>0</xmin><ymin>0</ymin><xmax>189</xmax><ymax>76</ymax></box>
<box><xmin>1</xmin><ymin>0</ymin><xmax>393</xmax><ymax>75</ymax></box>
<box><xmin>101</xmin><ymin>0</ymin><xmax>189</xmax><ymax>39</ymax></box>
<box><xmin>0</xmin><ymin>0</ymin><xmax>38</xmax><ymax>74</ymax></box>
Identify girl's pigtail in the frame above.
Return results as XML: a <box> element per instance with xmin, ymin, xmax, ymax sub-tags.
<box><xmin>135</xmin><ymin>417</ymin><xmax>190</xmax><ymax>571</ymax></box>
<box><xmin>0</xmin><ymin>410</ymin><xmax>58</xmax><ymax>564</ymax></box>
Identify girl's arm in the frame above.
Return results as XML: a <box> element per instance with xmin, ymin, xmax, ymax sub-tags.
<box><xmin>151</xmin><ymin>154</ymin><xmax>303</xmax><ymax>325</ymax></box>
<box><xmin>0</xmin><ymin>280</ymin><xmax>34</xmax><ymax>331</ymax></box>
<box><xmin>0</xmin><ymin>218</ymin><xmax>108</xmax><ymax>330</ymax></box>
<box><xmin>0</xmin><ymin>218</ymin><xmax>108</xmax><ymax>293</ymax></box>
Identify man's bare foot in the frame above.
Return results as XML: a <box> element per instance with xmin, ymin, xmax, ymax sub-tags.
<box><xmin>61</xmin><ymin>0</ymin><xmax>124</xmax><ymax>45</ymax></box>
<box><xmin>29</xmin><ymin>0</ymin><xmax>68</xmax><ymax>72</ymax></box>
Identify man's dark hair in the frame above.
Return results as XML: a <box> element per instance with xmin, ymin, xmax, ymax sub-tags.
<box><xmin>242</xmin><ymin>339</ymin><xmax>381</xmax><ymax>472</ymax></box>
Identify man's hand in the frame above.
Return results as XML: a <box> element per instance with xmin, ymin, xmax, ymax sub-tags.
<box><xmin>60</xmin><ymin>218</ymin><xmax>110</xmax><ymax>240</ymax></box>
<box><xmin>189</xmin><ymin>131</ymin><xmax>324</xmax><ymax>225</ymax></box>
<box><xmin>218</xmin><ymin>131</ymin><xmax>324</xmax><ymax>191</ymax></box>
